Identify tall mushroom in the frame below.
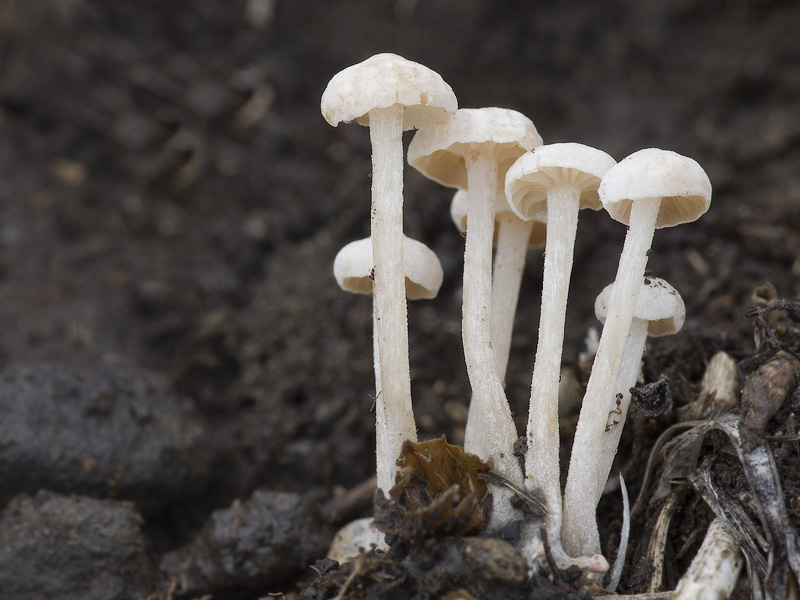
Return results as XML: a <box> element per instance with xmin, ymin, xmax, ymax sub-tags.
<box><xmin>450</xmin><ymin>189</ymin><xmax>547</xmax><ymax>451</ymax></box>
<box><xmin>408</xmin><ymin>108</ymin><xmax>541</xmax><ymax>501</ymax></box>
<box><xmin>322</xmin><ymin>54</ymin><xmax>457</xmax><ymax>480</ymax></box>
<box><xmin>563</xmin><ymin>148</ymin><xmax>711</xmax><ymax>557</ymax></box>
<box><xmin>504</xmin><ymin>142</ymin><xmax>616</xmax><ymax>546</ymax></box>
<box><xmin>333</xmin><ymin>235</ymin><xmax>444</xmax><ymax>492</ymax></box>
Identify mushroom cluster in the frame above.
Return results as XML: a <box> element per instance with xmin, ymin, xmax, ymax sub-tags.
<box><xmin>322</xmin><ymin>53</ymin><xmax>711</xmax><ymax>578</ymax></box>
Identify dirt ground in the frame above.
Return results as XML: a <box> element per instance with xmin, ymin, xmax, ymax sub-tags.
<box><xmin>1</xmin><ymin>0</ymin><xmax>799</xmax><ymax>598</ymax></box>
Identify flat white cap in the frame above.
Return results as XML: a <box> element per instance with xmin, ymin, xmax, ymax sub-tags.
<box><xmin>595</xmin><ymin>276</ymin><xmax>685</xmax><ymax>336</ymax></box>
<box><xmin>321</xmin><ymin>53</ymin><xmax>457</xmax><ymax>131</ymax></box>
<box><xmin>505</xmin><ymin>143</ymin><xmax>616</xmax><ymax>221</ymax></box>
<box><xmin>451</xmin><ymin>189</ymin><xmax>547</xmax><ymax>248</ymax></box>
<box><xmin>333</xmin><ymin>236</ymin><xmax>443</xmax><ymax>300</ymax></box>
<box><xmin>327</xmin><ymin>517</ymin><xmax>383</xmax><ymax>564</ymax></box>
<box><xmin>599</xmin><ymin>148</ymin><xmax>712</xmax><ymax>228</ymax></box>
<box><xmin>408</xmin><ymin>108</ymin><xmax>542</xmax><ymax>189</ymax></box>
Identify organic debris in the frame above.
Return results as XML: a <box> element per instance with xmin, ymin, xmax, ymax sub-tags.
<box><xmin>304</xmin><ymin>437</ymin><xmax>601</xmax><ymax>599</ymax></box>
<box><xmin>625</xmin><ymin>295</ymin><xmax>800</xmax><ymax>598</ymax></box>
<box><xmin>631</xmin><ymin>377</ymin><xmax>674</xmax><ymax>419</ymax></box>
<box><xmin>376</xmin><ymin>436</ymin><xmax>491</xmax><ymax>540</ymax></box>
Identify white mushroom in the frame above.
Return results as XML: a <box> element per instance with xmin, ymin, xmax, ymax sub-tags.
<box><xmin>408</xmin><ymin>108</ymin><xmax>541</xmax><ymax>501</ymax></box>
<box><xmin>563</xmin><ymin>148</ymin><xmax>710</xmax><ymax>558</ymax></box>
<box><xmin>451</xmin><ymin>188</ymin><xmax>547</xmax><ymax>459</ymax></box>
<box><xmin>333</xmin><ymin>235</ymin><xmax>444</xmax><ymax>492</ymax></box>
<box><xmin>322</xmin><ymin>54</ymin><xmax>457</xmax><ymax>485</ymax></box>
<box><xmin>590</xmin><ymin>276</ymin><xmax>684</xmax><ymax>506</ymax></box>
<box><xmin>504</xmin><ymin>142</ymin><xmax>616</xmax><ymax>546</ymax></box>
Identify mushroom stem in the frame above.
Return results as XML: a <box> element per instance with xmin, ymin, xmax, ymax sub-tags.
<box><xmin>594</xmin><ymin>316</ymin><xmax>648</xmax><ymax>497</ymax></box>
<box><xmin>462</xmin><ymin>151</ymin><xmax>521</xmax><ymax>487</ymax></box>
<box><xmin>525</xmin><ymin>182</ymin><xmax>580</xmax><ymax>544</ymax></box>
<box><xmin>563</xmin><ymin>196</ymin><xmax>660</xmax><ymax>557</ymax></box>
<box><xmin>369</xmin><ymin>105</ymin><xmax>417</xmax><ymax>492</ymax></box>
<box><xmin>465</xmin><ymin>215</ymin><xmax>532</xmax><ymax>456</ymax></box>
<box><xmin>371</xmin><ymin>305</ymin><xmax>389</xmax><ymax>490</ymax></box>
<box><xmin>490</xmin><ymin>215</ymin><xmax>534</xmax><ymax>383</ymax></box>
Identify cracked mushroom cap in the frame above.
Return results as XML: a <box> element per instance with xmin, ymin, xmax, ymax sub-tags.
<box><xmin>450</xmin><ymin>189</ymin><xmax>547</xmax><ymax>248</ymax></box>
<box><xmin>333</xmin><ymin>236</ymin><xmax>443</xmax><ymax>300</ymax></box>
<box><xmin>595</xmin><ymin>276</ymin><xmax>685</xmax><ymax>337</ymax></box>
<box><xmin>408</xmin><ymin>108</ymin><xmax>542</xmax><ymax>189</ymax></box>
<box><xmin>504</xmin><ymin>142</ymin><xmax>617</xmax><ymax>221</ymax></box>
<box><xmin>599</xmin><ymin>148</ymin><xmax>712</xmax><ymax>228</ymax></box>
<box><xmin>320</xmin><ymin>53</ymin><xmax>457</xmax><ymax>130</ymax></box>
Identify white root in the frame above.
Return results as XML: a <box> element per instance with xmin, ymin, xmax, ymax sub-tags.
<box><xmin>673</xmin><ymin>518</ymin><xmax>743</xmax><ymax>600</ymax></box>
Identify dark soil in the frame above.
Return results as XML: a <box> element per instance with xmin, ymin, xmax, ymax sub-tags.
<box><xmin>0</xmin><ymin>491</ymin><xmax>161</xmax><ymax>599</ymax></box>
<box><xmin>0</xmin><ymin>0</ymin><xmax>799</xmax><ymax>598</ymax></box>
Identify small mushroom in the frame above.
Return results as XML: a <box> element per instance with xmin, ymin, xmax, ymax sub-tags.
<box><xmin>581</xmin><ymin>277</ymin><xmax>684</xmax><ymax>527</ymax></box>
<box><xmin>322</xmin><ymin>53</ymin><xmax>457</xmax><ymax>481</ymax></box>
<box><xmin>564</xmin><ymin>148</ymin><xmax>709</xmax><ymax>558</ymax></box>
<box><xmin>408</xmin><ymin>108</ymin><xmax>541</xmax><ymax>498</ymax></box>
<box><xmin>333</xmin><ymin>235</ymin><xmax>443</xmax><ymax>492</ymax></box>
<box><xmin>504</xmin><ymin>142</ymin><xmax>616</xmax><ymax>545</ymax></box>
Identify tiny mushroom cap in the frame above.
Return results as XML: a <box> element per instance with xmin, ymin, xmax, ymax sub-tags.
<box><xmin>408</xmin><ymin>107</ymin><xmax>543</xmax><ymax>188</ymax></box>
<box><xmin>333</xmin><ymin>236</ymin><xmax>444</xmax><ymax>300</ymax></box>
<box><xmin>502</xmin><ymin>142</ymin><xmax>616</xmax><ymax>555</ymax></box>
<box><xmin>505</xmin><ymin>142</ymin><xmax>617</xmax><ymax>221</ymax></box>
<box><xmin>450</xmin><ymin>189</ymin><xmax>547</xmax><ymax>248</ymax></box>
<box><xmin>320</xmin><ymin>53</ymin><xmax>457</xmax><ymax>130</ymax></box>
<box><xmin>599</xmin><ymin>148</ymin><xmax>712</xmax><ymax>228</ymax></box>
<box><xmin>327</xmin><ymin>517</ymin><xmax>384</xmax><ymax>564</ymax></box>
<box><xmin>595</xmin><ymin>276</ymin><xmax>686</xmax><ymax>336</ymax></box>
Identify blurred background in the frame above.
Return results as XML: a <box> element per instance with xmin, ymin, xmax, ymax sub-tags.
<box><xmin>0</xmin><ymin>0</ymin><xmax>798</xmax><ymax>595</ymax></box>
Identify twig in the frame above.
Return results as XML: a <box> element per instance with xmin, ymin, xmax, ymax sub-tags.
<box><xmin>631</xmin><ymin>421</ymin><xmax>705</xmax><ymax>517</ymax></box>
<box><xmin>607</xmin><ymin>473</ymin><xmax>630</xmax><ymax>592</ymax></box>
<box><xmin>332</xmin><ymin>558</ymin><xmax>364</xmax><ymax>600</ymax></box>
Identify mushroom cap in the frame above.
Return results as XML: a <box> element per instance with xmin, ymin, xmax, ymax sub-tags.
<box><xmin>408</xmin><ymin>108</ymin><xmax>542</xmax><ymax>189</ymax></box>
<box><xmin>599</xmin><ymin>148</ymin><xmax>712</xmax><ymax>229</ymax></box>
<box><xmin>595</xmin><ymin>276</ymin><xmax>686</xmax><ymax>337</ymax></box>
<box><xmin>504</xmin><ymin>143</ymin><xmax>617</xmax><ymax>221</ymax></box>
<box><xmin>321</xmin><ymin>53</ymin><xmax>457</xmax><ymax>131</ymax></box>
<box><xmin>333</xmin><ymin>236</ymin><xmax>443</xmax><ymax>300</ymax></box>
<box><xmin>451</xmin><ymin>189</ymin><xmax>547</xmax><ymax>248</ymax></box>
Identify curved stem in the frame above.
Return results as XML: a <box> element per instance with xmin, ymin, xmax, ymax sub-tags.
<box><xmin>369</xmin><ymin>106</ymin><xmax>416</xmax><ymax>493</ymax></box>
<box><xmin>462</xmin><ymin>152</ymin><xmax>521</xmax><ymax>490</ymax></box>
<box><xmin>465</xmin><ymin>215</ymin><xmax>532</xmax><ymax>456</ymax></box>
<box><xmin>562</xmin><ymin>197</ymin><xmax>660</xmax><ymax>557</ymax></box>
<box><xmin>490</xmin><ymin>215</ymin><xmax>534</xmax><ymax>383</ymax></box>
<box><xmin>525</xmin><ymin>183</ymin><xmax>580</xmax><ymax>547</ymax></box>
<box><xmin>594</xmin><ymin>317</ymin><xmax>648</xmax><ymax>497</ymax></box>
